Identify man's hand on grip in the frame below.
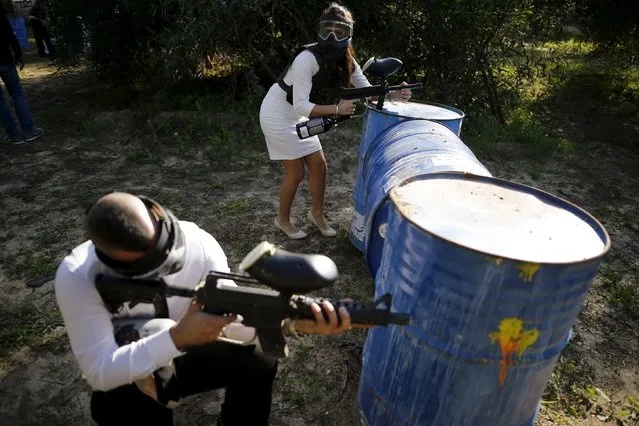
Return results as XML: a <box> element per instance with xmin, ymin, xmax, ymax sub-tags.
<box><xmin>170</xmin><ymin>301</ymin><xmax>237</xmax><ymax>350</ymax></box>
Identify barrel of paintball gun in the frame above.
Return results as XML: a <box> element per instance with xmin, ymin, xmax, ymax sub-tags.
<box><xmin>288</xmin><ymin>295</ymin><xmax>410</xmax><ymax>326</ymax></box>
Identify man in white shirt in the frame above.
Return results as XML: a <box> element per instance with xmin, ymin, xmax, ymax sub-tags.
<box><xmin>55</xmin><ymin>191</ymin><xmax>353</xmax><ymax>425</ymax></box>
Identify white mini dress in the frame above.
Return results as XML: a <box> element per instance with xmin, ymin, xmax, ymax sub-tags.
<box><xmin>259</xmin><ymin>49</ymin><xmax>371</xmax><ymax>160</ymax></box>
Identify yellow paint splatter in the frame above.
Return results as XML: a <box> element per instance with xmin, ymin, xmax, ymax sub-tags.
<box><xmin>485</xmin><ymin>256</ymin><xmax>504</xmax><ymax>266</ymax></box>
<box><xmin>517</xmin><ymin>262</ymin><xmax>540</xmax><ymax>282</ymax></box>
<box><xmin>489</xmin><ymin>318</ymin><xmax>540</xmax><ymax>387</ymax></box>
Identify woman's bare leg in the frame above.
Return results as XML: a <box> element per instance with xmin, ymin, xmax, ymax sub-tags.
<box><xmin>278</xmin><ymin>158</ymin><xmax>305</xmax><ymax>233</ymax></box>
<box><xmin>304</xmin><ymin>150</ymin><xmax>331</xmax><ymax>230</ymax></box>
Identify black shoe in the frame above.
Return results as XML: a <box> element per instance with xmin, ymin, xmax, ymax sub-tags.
<box><xmin>6</xmin><ymin>135</ymin><xmax>25</xmax><ymax>144</ymax></box>
<box><xmin>24</xmin><ymin>127</ymin><xmax>45</xmax><ymax>142</ymax></box>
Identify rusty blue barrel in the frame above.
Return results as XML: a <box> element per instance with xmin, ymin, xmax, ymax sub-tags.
<box><xmin>350</xmin><ymin>101</ymin><xmax>465</xmax><ymax>252</ymax></box>
<box><xmin>356</xmin><ymin>172</ymin><xmax>610</xmax><ymax>426</ymax></box>
<box><xmin>360</xmin><ymin>120</ymin><xmax>491</xmax><ymax>278</ymax></box>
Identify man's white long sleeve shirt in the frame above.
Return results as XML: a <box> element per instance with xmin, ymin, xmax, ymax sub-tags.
<box><xmin>54</xmin><ymin>221</ymin><xmax>256</xmax><ymax>392</ymax></box>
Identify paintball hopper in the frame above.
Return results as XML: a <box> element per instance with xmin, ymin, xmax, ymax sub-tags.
<box><xmin>362</xmin><ymin>57</ymin><xmax>403</xmax><ymax>79</ymax></box>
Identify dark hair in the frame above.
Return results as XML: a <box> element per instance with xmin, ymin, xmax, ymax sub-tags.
<box><xmin>86</xmin><ymin>199</ymin><xmax>154</xmax><ymax>252</ymax></box>
<box><xmin>321</xmin><ymin>2</ymin><xmax>356</xmax><ymax>87</ymax></box>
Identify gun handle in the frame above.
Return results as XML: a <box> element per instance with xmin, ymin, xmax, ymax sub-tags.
<box><xmin>256</xmin><ymin>327</ymin><xmax>289</xmax><ymax>359</ymax></box>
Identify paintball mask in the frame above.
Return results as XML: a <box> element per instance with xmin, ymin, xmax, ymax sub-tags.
<box><xmin>316</xmin><ymin>14</ymin><xmax>353</xmax><ymax>60</ymax></box>
<box><xmin>92</xmin><ymin>195</ymin><xmax>186</xmax><ymax>280</ymax></box>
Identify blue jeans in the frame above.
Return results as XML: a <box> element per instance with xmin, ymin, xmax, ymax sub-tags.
<box><xmin>0</xmin><ymin>63</ymin><xmax>34</xmax><ymax>138</ymax></box>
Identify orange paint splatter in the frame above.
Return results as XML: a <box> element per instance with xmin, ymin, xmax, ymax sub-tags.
<box><xmin>489</xmin><ymin>318</ymin><xmax>540</xmax><ymax>387</ymax></box>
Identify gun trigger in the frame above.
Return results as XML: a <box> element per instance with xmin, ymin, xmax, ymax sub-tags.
<box><xmin>373</xmin><ymin>293</ymin><xmax>392</xmax><ymax>310</ymax></box>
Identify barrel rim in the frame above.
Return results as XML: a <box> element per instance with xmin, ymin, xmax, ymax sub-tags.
<box><xmin>389</xmin><ymin>172</ymin><xmax>612</xmax><ymax>265</ymax></box>
<box><xmin>365</xmin><ymin>99</ymin><xmax>466</xmax><ymax>121</ymax></box>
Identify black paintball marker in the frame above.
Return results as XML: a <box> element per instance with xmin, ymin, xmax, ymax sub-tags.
<box><xmin>95</xmin><ymin>241</ymin><xmax>410</xmax><ymax>358</ymax></box>
<box><xmin>296</xmin><ymin>57</ymin><xmax>423</xmax><ymax>139</ymax></box>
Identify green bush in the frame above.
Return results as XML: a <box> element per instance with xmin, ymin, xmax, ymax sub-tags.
<box><xmin>46</xmin><ymin>0</ymin><xmax>638</xmax><ymax>118</ymax></box>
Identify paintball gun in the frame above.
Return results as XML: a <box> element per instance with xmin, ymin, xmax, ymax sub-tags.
<box><xmin>95</xmin><ymin>241</ymin><xmax>410</xmax><ymax>359</ymax></box>
<box><xmin>296</xmin><ymin>57</ymin><xmax>423</xmax><ymax>139</ymax></box>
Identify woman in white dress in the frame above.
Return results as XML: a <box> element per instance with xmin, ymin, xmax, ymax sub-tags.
<box><xmin>259</xmin><ymin>3</ymin><xmax>410</xmax><ymax>239</ymax></box>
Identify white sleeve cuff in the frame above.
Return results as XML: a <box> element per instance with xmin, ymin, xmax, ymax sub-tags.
<box><xmin>143</xmin><ymin>327</ymin><xmax>185</xmax><ymax>367</ymax></box>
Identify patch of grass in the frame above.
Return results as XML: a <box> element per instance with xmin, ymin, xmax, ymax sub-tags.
<box><xmin>125</xmin><ymin>148</ymin><xmax>160</xmax><ymax>165</ymax></box>
<box><xmin>18</xmin><ymin>251</ymin><xmax>61</xmax><ymax>280</ymax></box>
<box><xmin>464</xmin><ymin>109</ymin><xmax>572</xmax><ymax>162</ymax></box>
<box><xmin>540</xmin><ymin>346</ymin><xmax>615</xmax><ymax>421</ymax></box>
<box><xmin>537</xmin><ymin>39</ymin><xmax>596</xmax><ymax>57</ymax></box>
<box><xmin>0</xmin><ymin>217</ymin><xmax>77</xmax><ymax>280</ymax></box>
<box><xmin>600</xmin><ymin>269</ymin><xmax>639</xmax><ymax>318</ymax></box>
<box><xmin>211</xmin><ymin>199</ymin><xmax>254</xmax><ymax>214</ymax></box>
<box><xmin>204</xmin><ymin>123</ymin><xmax>241</xmax><ymax>168</ymax></box>
<box><xmin>543</xmin><ymin>48</ymin><xmax>639</xmax><ymax>119</ymax></box>
<box><xmin>0</xmin><ymin>230</ymin><xmax>17</xmax><ymax>243</ymax></box>
<box><xmin>472</xmin><ymin>37</ymin><xmax>638</xmax><ymax>164</ymax></box>
<box><xmin>601</xmin><ymin>67</ymin><xmax>639</xmax><ymax>116</ymax></box>
<box><xmin>33</xmin><ymin>219</ymin><xmax>75</xmax><ymax>246</ymax></box>
<box><xmin>283</xmin><ymin>350</ymin><xmax>340</xmax><ymax>413</ymax></box>
<box><xmin>230</xmin><ymin>239</ymin><xmax>258</xmax><ymax>260</ymax></box>
<box><xmin>507</xmin><ymin>107</ymin><xmax>573</xmax><ymax>156</ymax></box>
<box><xmin>82</xmin><ymin>118</ymin><xmax>100</xmax><ymax>139</ymax></box>
<box><xmin>145</xmin><ymin>111</ymin><xmax>254</xmax><ymax>164</ymax></box>
<box><xmin>0</xmin><ymin>303</ymin><xmax>64</xmax><ymax>358</ymax></box>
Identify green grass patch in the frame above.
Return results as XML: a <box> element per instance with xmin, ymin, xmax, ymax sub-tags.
<box><xmin>464</xmin><ymin>109</ymin><xmax>571</xmax><ymax>162</ymax></box>
<box><xmin>599</xmin><ymin>269</ymin><xmax>639</xmax><ymax>318</ymax></box>
<box><xmin>211</xmin><ymin>199</ymin><xmax>254</xmax><ymax>214</ymax></box>
<box><xmin>466</xmin><ymin>36</ymin><xmax>639</xmax><ymax>161</ymax></box>
<box><xmin>0</xmin><ymin>303</ymin><xmax>64</xmax><ymax>358</ymax></box>
<box><xmin>144</xmin><ymin>107</ymin><xmax>263</xmax><ymax>169</ymax></box>
<box><xmin>537</xmin><ymin>39</ymin><xmax>596</xmax><ymax>57</ymax></box>
<box><xmin>0</xmin><ymin>216</ymin><xmax>77</xmax><ymax>280</ymax></box>
<box><xmin>541</xmin><ymin>346</ymin><xmax>615</xmax><ymax>421</ymax></box>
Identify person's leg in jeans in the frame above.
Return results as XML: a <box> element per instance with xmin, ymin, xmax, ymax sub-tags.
<box><xmin>0</xmin><ymin>79</ymin><xmax>21</xmax><ymax>140</ymax></box>
<box><xmin>176</xmin><ymin>341</ymin><xmax>278</xmax><ymax>426</ymax></box>
<box><xmin>0</xmin><ymin>64</ymin><xmax>34</xmax><ymax>132</ymax></box>
<box><xmin>0</xmin><ymin>64</ymin><xmax>43</xmax><ymax>141</ymax></box>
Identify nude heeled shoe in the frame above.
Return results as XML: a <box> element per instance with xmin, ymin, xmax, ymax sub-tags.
<box><xmin>274</xmin><ymin>217</ymin><xmax>307</xmax><ymax>240</ymax></box>
<box><xmin>307</xmin><ymin>211</ymin><xmax>337</xmax><ymax>237</ymax></box>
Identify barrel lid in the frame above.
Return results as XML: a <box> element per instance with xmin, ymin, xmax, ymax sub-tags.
<box><xmin>370</xmin><ymin>100</ymin><xmax>464</xmax><ymax>120</ymax></box>
<box><xmin>390</xmin><ymin>173</ymin><xmax>610</xmax><ymax>264</ymax></box>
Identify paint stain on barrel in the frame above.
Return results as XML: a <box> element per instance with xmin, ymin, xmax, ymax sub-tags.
<box><xmin>489</xmin><ymin>318</ymin><xmax>540</xmax><ymax>388</ymax></box>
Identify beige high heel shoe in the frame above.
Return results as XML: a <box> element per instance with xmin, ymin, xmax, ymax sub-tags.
<box><xmin>274</xmin><ymin>217</ymin><xmax>307</xmax><ymax>240</ymax></box>
<box><xmin>307</xmin><ymin>211</ymin><xmax>337</xmax><ymax>237</ymax></box>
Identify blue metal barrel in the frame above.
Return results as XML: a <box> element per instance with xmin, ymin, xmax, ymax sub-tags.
<box><xmin>351</xmin><ymin>101</ymin><xmax>465</xmax><ymax>252</ymax></box>
<box><xmin>8</xmin><ymin>17</ymin><xmax>30</xmax><ymax>50</ymax></box>
<box><xmin>356</xmin><ymin>172</ymin><xmax>611</xmax><ymax>426</ymax></box>
<box><xmin>360</xmin><ymin>120</ymin><xmax>491</xmax><ymax>278</ymax></box>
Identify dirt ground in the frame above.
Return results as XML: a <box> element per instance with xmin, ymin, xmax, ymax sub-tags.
<box><xmin>0</xmin><ymin>55</ymin><xmax>637</xmax><ymax>425</ymax></box>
